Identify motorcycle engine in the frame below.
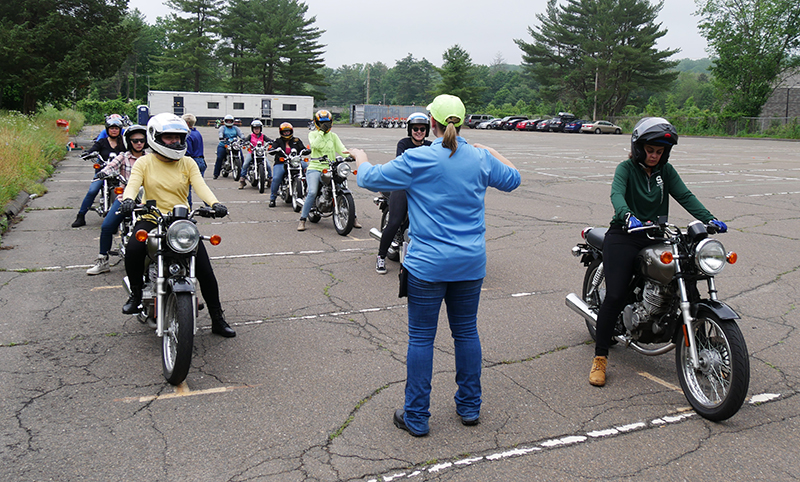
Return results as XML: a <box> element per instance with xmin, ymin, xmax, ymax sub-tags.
<box><xmin>316</xmin><ymin>187</ymin><xmax>333</xmax><ymax>212</ymax></box>
<box><xmin>623</xmin><ymin>281</ymin><xmax>674</xmax><ymax>343</ymax></box>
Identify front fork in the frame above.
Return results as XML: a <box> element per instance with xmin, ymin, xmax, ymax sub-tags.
<box><xmin>673</xmin><ymin>244</ymin><xmax>701</xmax><ymax>369</ymax></box>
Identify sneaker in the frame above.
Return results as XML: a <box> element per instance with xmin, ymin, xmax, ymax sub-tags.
<box><xmin>589</xmin><ymin>356</ymin><xmax>607</xmax><ymax>387</ymax></box>
<box><xmin>297</xmin><ymin>219</ymin><xmax>306</xmax><ymax>231</ymax></box>
<box><xmin>375</xmin><ymin>256</ymin><xmax>387</xmax><ymax>274</ymax></box>
<box><xmin>86</xmin><ymin>255</ymin><xmax>110</xmax><ymax>275</ymax></box>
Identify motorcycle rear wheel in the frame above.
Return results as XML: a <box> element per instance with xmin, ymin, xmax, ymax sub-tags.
<box><xmin>581</xmin><ymin>258</ymin><xmax>604</xmax><ymax>341</ymax></box>
<box><xmin>333</xmin><ymin>192</ymin><xmax>356</xmax><ymax>236</ymax></box>
<box><xmin>162</xmin><ymin>292</ymin><xmax>194</xmax><ymax>385</ymax></box>
<box><xmin>676</xmin><ymin>314</ymin><xmax>750</xmax><ymax>421</ymax></box>
<box><xmin>258</xmin><ymin>165</ymin><xmax>266</xmax><ymax>193</ymax></box>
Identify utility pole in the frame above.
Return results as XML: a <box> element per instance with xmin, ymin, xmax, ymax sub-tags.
<box><xmin>365</xmin><ymin>66</ymin><xmax>370</xmax><ymax>104</ymax></box>
<box><xmin>593</xmin><ymin>68</ymin><xmax>598</xmax><ymax>121</ymax></box>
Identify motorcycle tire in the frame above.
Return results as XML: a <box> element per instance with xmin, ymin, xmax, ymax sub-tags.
<box><xmin>258</xmin><ymin>165</ymin><xmax>266</xmax><ymax>193</ymax></box>
<box><xmin>581</xmin><ymin>258</ymin><xmax>604</xmax><ymax>341</ymax></box>
<box><xmin>380</xmin><ymin>209</ymin><xmax>389</xmax><ymax>232</ymax></box>
<box><xmin>162</xmin><ymin>292</ymin><xmax>194</xmax><ymax>385</ymax></box>
<box><xmin>292</xmin><ymin>178</ymin><xmax>305</xmax><ymax>212</ymax></box>
<box><xmin>234</xmin><ymin>155</ymin><xmax>243</xmax><ymax>182</ymax></box>
<box><xmin>333</xmin><ymin>192</ymin><xmax>356</xmax><ymax>236</ymax></box>
<box><xmin>308</xmin><ymin>212</ymin><xmax>321</xmax><ymax>223</ymax></box>
<box><xmin>282</xmin><ymin>183</ymin><xmax>291</xmax><ymax>204</ymax></box>
<box><xmin>676</xmin><ymin>314</ymin><xmax>750</xmax><ymax>421</ymax></box>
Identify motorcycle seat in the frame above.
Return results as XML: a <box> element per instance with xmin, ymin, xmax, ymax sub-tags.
<box><xmin>586</xmin><ymin>227</ymin><xmax>607</xmax><ymax>250</ymax></box>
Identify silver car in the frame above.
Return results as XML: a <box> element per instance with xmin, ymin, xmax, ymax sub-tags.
<box><xmin>580</xmin><ymin>120</ymin><xmax>622</xmax><ymax>134</ymax></box>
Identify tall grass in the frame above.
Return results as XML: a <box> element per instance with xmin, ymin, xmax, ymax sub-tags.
<box><xmin>0</xmin><ymin>108</ymin><xmax>85</xmax><ymax>212</ymax></box>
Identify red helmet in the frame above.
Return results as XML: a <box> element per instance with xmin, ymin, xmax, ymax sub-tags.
<box><xmin>279</xmin><ymin>122</ymin><xmax>294</xmax><ymax>139</ymax></box>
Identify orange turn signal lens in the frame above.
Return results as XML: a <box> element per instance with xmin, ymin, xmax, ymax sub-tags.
<box><xmin>727</xmin><ymin>251</ymin><xmax>737</xmax><ymax>264</ymax></box>
<box><xmin>322</xmin><ymin>169</ymin><xmax>329</xmax><ymax>174</ymax></box>
<box><xmin>659</xmin><ymin>251</ymin><xmax>674</xmax><ymax>264</ymax></box>
<box><xmin>93</xmin><ymin>163</ymin><xmax>101</xmax><ymax>170</ymax></box>
<box><xmin>209</xmin><ymin>234</ymin><xmax>221</xmax><ymax>246</ymax></box>
<box><xmin>135</xmin><ymin>229</ymin><xmax>149</xmax><ymax>242</ymax></box>
<box><xmin>352</xmin><ymin>169</ymin><xmax>357</xmax><ymax>175</ymax></box>
<box><xmin>114</xmin><ymin>187</ymin><xmax>124</xmax><ymax>195</ymax></box>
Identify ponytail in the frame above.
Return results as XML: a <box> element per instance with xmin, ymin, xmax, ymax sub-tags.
<box><xmin>438</xmin><ymin>116</ymin><xmax>461</xmax><ymax>157</ymax></box>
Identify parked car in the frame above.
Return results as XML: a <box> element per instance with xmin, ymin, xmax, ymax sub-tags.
<box><xmin>580</xmin><ymin>120</ymin><xmax>623</xmax><ymax>134</ymax></box>
<box><xmin>563</xmin><ymin>119</ymin><xmax>588</xmax><ymax>133</ymax></box>
<box><xmin>548</xmin><ymin>112</ymin><xmax>577</xmax><ymax>132</ymax></box>
<box><xmin>503</xmin><ymin>117</ymin><xmax>529</xmax><ymax>130</ymax></box>
<box><xmin>466</xmin><ymin>114</ymin><xmax>494</xmax><ymax>128</ymax></box>
<box><xmin>485</xmin><ymin>118</ymin><xmax>505</xmax><ymax>129</ymax></box>
<box><xmin>497</xmin><ymin>115</ymin><xmax>527</xmax><ymax>130</ymax></box>
<box><xmin>476</xmin><ymin>119</ymin><xmax>495</xmax><ymax>129</ymax></box>
<box><xmin>536</xmin><ymin>119</ymin><xmax>551</xmax><ymax>131</ymax></box>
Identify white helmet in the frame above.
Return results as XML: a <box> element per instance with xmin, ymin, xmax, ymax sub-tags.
<box><xmin>147</xmin><ymin>113</ymin><xmax>189</xmax><ymax>160</ymax></box>
<box><xmin>223</xmin><ymin>114</ymin><xmax>235</xmax><ymax>126</ymax></box>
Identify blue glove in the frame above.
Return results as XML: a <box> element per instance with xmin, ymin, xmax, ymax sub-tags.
<box><xmin>625</xmin><ymin>213</ymin><xmax>643</xmax><ymax>230</ymax></box>
<box><xmin>709</xmin><ymin>219</ymin><xmax>727</xmax><ymax>233</ymax></box>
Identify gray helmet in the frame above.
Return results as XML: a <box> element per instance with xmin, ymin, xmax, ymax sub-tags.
<box><xmin>631</xmin><ymin>117</ymin><xmax>678</xmax><ymax>167</ymax></box>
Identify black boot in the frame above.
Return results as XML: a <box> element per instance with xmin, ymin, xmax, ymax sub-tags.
<box><xmin>210</xmin><ymin>307</ymin><xmax>236</xmax><ymax>337</ymax></box>
<box><xmin>71</xmin><ymin>213</ymin><xmax>86</xmax><ymax>228</ymax></box>
<box><xmin>122</xmin><ymin>289</ymin><xmax>142</xmax><ymax>314</ymax></box>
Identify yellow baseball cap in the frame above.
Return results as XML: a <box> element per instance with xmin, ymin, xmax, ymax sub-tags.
<box><xmin>427</xmin><ymin>94</ymin><xmax>465</xmax><ymax>127</ymax></box>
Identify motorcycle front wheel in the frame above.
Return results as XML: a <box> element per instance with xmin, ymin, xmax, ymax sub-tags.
<box><xmin>258</xmin><ymin>164</ymin><xmax>266</xmax><ymax>193</ymax></box>
<box><xmin>333</xmin><ymin>192</ymin><xmax>356</xmax><ymax>236</ymax></box>
<box><xmin>292</xmin><ymin>178</ymin><xmax>305</xmax><ymax>212</ymax></box>
<box><xmin>233</xmin><ymin>155</ymin><xmax>242</xmax><ymax>181</ymax></box>
<box><xmin>581</xmin><ymin>258</ymin><xmax>604</xmax><ymax>341</ymax></box>
<box><xmin>676</xmin><ymin>314</ymin><xmax>750</xmax><ymax>421</ymax></box>
<box><xmin>162</xmin><ymin>292</ymin><xmax>194</xmax><ymax>385</ymax></box>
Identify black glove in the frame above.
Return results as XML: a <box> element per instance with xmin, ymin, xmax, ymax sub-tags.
<box><xmin>119</xmin><ymin>199</ymin><xmax>136</xmax><ymax>216</ymax></box>
<box><xmin>212</xmin><ymin>203</ymin><xmax>228</xmax><ymax>218</ymax></box>
<box><xmin>94</xmin><ymin>171</ymin><xmax>108</xmax><ymax>180</ymax></box>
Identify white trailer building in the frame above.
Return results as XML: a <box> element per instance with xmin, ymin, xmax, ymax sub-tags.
<box><xmin>146</xmin><ymin>90</ymin><xmax>314</xmax><ymax>128</ymax></box>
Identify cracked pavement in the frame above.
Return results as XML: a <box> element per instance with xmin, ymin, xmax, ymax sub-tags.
<box><xmin>1</xmin><ymin>126</ymin><xmax>799</xmax><ymax>481</ymax></box>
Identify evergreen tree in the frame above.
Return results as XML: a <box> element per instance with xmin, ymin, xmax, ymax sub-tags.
<box><xmin>515</xmin><ymin>0</ymin><xmax>678</xmax><ymax>119</ymax></box>
<box><xmin>390</xmin><ymin>54</ymin><xmax>437</xmax><ymax>105</ymax></box>
<box><xmin>697</xmin><ymin>0</ymin><xmax>800</xmax><ymax>116</ymax></box>
<box><xmin>433</xmin><ymin>45</ymin><xmax>485</xmax><ymax>109</ymax></box>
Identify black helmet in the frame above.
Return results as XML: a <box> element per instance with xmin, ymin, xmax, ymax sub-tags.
<box><xmin>123</xmin><ymin>124</ymin><xmax>148</xmax><ymax>151</ymax></box>
<box><xmin>631</xmin><ymin>117</ymin><xmax>678</xmax><ymax>167</ymax></box>
<box><xmin>406</xmin><ymin>112</ymin><xmax>430</xmax><ymax>137</ymax></box>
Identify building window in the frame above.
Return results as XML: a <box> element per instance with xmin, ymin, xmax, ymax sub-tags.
<box><xmin>208</xmin><ymin>102</ymin><xmax>219</xmax><ymax>109</ymax></box>
<box><xmin>233</xmin><ymin>102</ymin><xmax>245</xmax><ymax>110</ymax></box>
<box><xmin>283</xmin><ymin>104</ymin><xmax>297</xmax><ymax>111</ymax></box>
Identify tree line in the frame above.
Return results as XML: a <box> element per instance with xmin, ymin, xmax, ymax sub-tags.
<box><xmin>1</xmin><ymin>0</ymin><xmax>797</xmax><ymax>121</ymax></box>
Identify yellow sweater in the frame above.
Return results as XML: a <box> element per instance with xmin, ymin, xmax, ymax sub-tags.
<box><xmin>122</xmin><ymin>153</ymin><xmax>219</xmax><ymax>214</ymax></box>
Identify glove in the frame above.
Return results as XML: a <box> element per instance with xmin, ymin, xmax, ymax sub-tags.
<box><xmin>625</xmin><ymin>213</ymin><xmax>643</xmax><ymax>230</ymax></box>
<box><xmin>709</xmin><ymin>219</ymin><xmax>727</xmax><ymax>233</ymax></box>
<box><xmin>212</xmin><ymin>203</ymin><xmax>228</xmax><ymax>218</ymax></box>
<box><xmin>119</xmin><ymin>199</ymin><xmax>136</xmax><ymax>216</ymax></box>
<box><xmin>94</xmin><ymin>171</ymin><xmax>108</xmax><ymax>180</ymax></box>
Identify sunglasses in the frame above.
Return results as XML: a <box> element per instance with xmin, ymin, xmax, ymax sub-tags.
<box><xmin>411</xmin><ymin>126</ymin><xmax>426</xmax><ymax>132</ymax></box>
<box><xmin>130</xmin><ymin>138</ymin><xmax>146</xmax><ymax>144</ymax></box>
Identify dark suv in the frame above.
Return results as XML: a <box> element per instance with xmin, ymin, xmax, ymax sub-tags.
<box><xmin>548</xmin><ymin>112</ymin><xmax>576</xmax><ymax>132</ymax></box>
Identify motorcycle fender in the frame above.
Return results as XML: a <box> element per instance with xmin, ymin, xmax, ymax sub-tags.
<box><xmin>338</xmin><ymin>187</ymin><xmax>352</xmax><ymax>195</ymax></box>
<box><xmin>168</xmin><ymin>277</ymin><xmax>195</xmax><ymax>294</ymax></box>
<box><xmin>691</xmin><ymin>300</ymin><xmax>740</xmax><ymax>321</ymax></box>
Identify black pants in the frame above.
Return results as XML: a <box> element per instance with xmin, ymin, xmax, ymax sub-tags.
<box><xmin>125</xmin><ymin>219</ymin><xmax>222</xmax><ymax>310</ymax></box>
<box><xmin>379</xmin><ymin>190</ymin><xmax>408</xmax><ymax>258</ymax></box>
<box><xmin>594</xmin><ymin>227</ymin><xmax>660</xmax><ymax>357</ymax></box>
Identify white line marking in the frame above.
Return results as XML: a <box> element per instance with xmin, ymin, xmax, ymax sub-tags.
<box><xmin>750</xmin><ymin>393</ymin><xmax>780</xmax><ymax>404</ymax></box>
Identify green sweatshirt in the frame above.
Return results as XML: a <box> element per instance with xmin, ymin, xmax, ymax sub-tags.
<box><xmin>609</xmin><ymin>158</ymin><xmax>714</xmax><ymax>227</ymax></box>
<box><xmin>307</xmin><ymin>130</ymin><xmax>347</xmax><ymax>172</ymax></box>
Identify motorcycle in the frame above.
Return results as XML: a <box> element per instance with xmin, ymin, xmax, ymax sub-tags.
<box><xmin>220</xmin><ymin>137</ymin><xmax>244</xmax><ymax>180</ymax></box>
<box><xmin>82</xmin><ymin>151</ymin><xmax>121</xmax><ymax>218</ymax></box>
<box><xmin>107</xmin><ymin>186</ymin><xmax>145</xmax><ymax>266</ymax></box>
<box><xmin>565</xmin><ymin>217</ymin><xmax>750</xmax><ymax>421</ymax></box>
<box><xmin>305</xmin><ymin>155</ymin><xmax>357</xmax><ymax>236</ymax></box>
<box><xmin>244</xmin><ymin>141</ymin><xmax>272</xmax><ymax>193</ymax></box>
<box><xmin>368</xmin><ymin>192</ymin><xmax>406</xmax><ymax>262</ymax></box>
<box><xmin>273</xmin><ymin>147</ymin><xmax>309</xmax><ymax>213</ymax></box>
<box><xmin>122</xmin><ymin>202</ymin><xmax>225</xmax><ymax>385</ymax></box>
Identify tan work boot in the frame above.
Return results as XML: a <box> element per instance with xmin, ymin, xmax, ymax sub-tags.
<box><xmin>297</xmin><ymin>219</ymin><xmax>306</xmax><ymax>231</ymax></box>
<box><xmin>589</xmin><ymin>356</ymin><xmax>607</xmax><ymax>387</ymax></box>
<box><xmin>239</xmin><ymin>179</ymin><xmax>246</xmax><ymax>189</ymax></box>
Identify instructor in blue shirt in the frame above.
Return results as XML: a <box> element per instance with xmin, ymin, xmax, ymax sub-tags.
<box><xmin>352</xmin><ymin>94</ymin><xmax>521</xmax><ymax>437</ymax></box>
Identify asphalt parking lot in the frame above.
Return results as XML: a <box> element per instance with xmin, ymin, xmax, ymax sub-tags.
<box><xmin>1</xmin><ymin>124</ymin><xmax>799</xmax><ymax>481</ymax></box>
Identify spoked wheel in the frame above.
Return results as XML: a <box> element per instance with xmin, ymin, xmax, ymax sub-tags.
<box><xmin>676</xmin><ymin>314</ymin><xmax>750</xmax><ymax>421</ymax></box>
<box><xmin>233</xmin><ymin>155</ymin><xmax>242</xmax><ymax>181</ymax></box>
<box><xmin>292</xmin><ymin>178</ymin><xmax>304</xmax><ymax>212</ymax></box>
<box><xmin>162</xmin><ymin>292</ymin><xmax>195</xmax><ymax>385</ymax></box>
<box><xmin>581</xmin><ymin>258</ymin><xmax>604</xmax><ymax>341</ymax></box>
<box><xmin>333</xmin><ymin>193</ymin><xmax>356</xmax><ymax>236</ymax></box>
<box><xmin>258</xmin><ymin>165</ymin><xmax>266</xmax><ymax>193</ymax></box>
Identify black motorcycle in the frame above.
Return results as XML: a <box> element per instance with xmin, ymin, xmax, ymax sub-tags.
<box><xmin>274</xmin><ymin>147</ymin><xmax>309</xmax><ymax>213</ymax></box>
<box><xmin>220</xmin><ymin>137</ymin><xmax>244</xmax><ymax>181</ymax></box>
<box><xmin>123</xmin><ymin>202</ymin><xmax>225</xmax><ymax>385</ymax></box>
<box><xmin>245</xmin><ymin>141</ymin><xmax>271</xmax><ymax>193</ymax></box>
<box><xmin>82</xmin><ymin>151</ymin><xmax>122</xmax><ymax>218</ymax></box>
<box><xmin>565</xmin><ymin>217</ymin><xmax>750</xmax><ymax>421</ymax></box>
<box><xmin>305</xmin><ymin>155</ymin><xmax>356</xmax><ymax>236</ymax></box>
<box><xmin>368</xmin><ymin>192</ymin><xmax>406</xmax><ymax>262</ymax></box>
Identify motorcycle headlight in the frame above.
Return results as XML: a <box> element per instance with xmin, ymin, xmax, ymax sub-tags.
<box><xmin>695</xmin><ymin>238</ymin><xmax>726</xmax><ymax>275</ymax></box>
<box><xmin>166</xmin><ymin>220</ymin><xmax>200</xmax><ymax>254</ymax></box>
<box><xmin>336</xmin><ymin>162</ymin><xmax>351</xmax><ymax>178</ymax></box>
<box><xmin>290</xmin><ymin>157</ymin><xmax>302</xmax><ymax>167</ymax></box>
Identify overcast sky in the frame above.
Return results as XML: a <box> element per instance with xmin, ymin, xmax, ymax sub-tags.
<box><xmin>128</xmin><ymin>0</ymin><xmax>710</xmax><ymax>68</ymax></box>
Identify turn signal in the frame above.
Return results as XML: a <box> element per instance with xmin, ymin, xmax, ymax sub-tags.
<box><xmin>114</xmin><ymin>187</ymin><xmax>124</xmax><ymax>195</ymax></box>
<box><xmin>279</xmin><ymin>157</ymin><xmax>285</xmax><ymax>162</ymax></box>
<box><xmin>209</xmin><ymin>234</ymin><xmax>222</xmax><ymax>246</ymax></box>
<box><xmin>659</xmin><ymin>251</ymin><xmax>674</xmax><ymax>264</ymax></box>
<box><xmin>135</xmin><ymin>229</ymin><xmax>149</xmax><ymax>242</ymax></box>
<box><xmin>322</xmin><ymin>169</ymin><xmax>329</xmax><ymax>174</ymax></box>
<box><xmin>353</xmin><ymin>169</ymin><xmax>357</xmax><ymax>175</ymax></box>
<box><xmin>93</xmin><ymin>163</ymin><xmax>101</xmax><ymax>170</ymax></box>
<box><xmin>727</xmin><ymin>251</ymin><xmax>737</xmax><ymax>264</ymax></box>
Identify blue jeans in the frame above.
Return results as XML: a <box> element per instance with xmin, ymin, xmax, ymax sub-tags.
<box><xmin>78</xmin><ymin>179</ymin><xmax>103</xmax><ymax>215</ymax></box>
<box><xmin>99</xmin><ymin>199</ymin><xmax>124</xmax><ymax>255</ymax></box>
<box><xmin>188</xmin><ymin>157</ymin><xmax>206</xmax><ymax>206</ymax></box>
<box><xmin>403</xmin><ymin>272</ymin><xmax>484</xmax><ymax>435</ymax></box>
<box><xmin>270</xmin><ymin>161</ymin><xmax>308</xmax><ymax>202</ymax></box>
<box><xmin>240</xmin><ymin>153</ymin><xmax>272</xmax><ymax>179</ymax></box>
<box><xmin>300</xmin><ymin>169</ymin><xmax>322</xmax><ymax>220</ymax></box>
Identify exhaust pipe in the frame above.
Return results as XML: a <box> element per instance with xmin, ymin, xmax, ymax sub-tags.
<box><xmin>369</xmin><ymin>227</ymin><xmax>382</xmax><ymax>242</ymax></box>
<box><xmin>565</xmin><ymin>292</ymin><xmax>597</xmax><ymax>326</ymax></box>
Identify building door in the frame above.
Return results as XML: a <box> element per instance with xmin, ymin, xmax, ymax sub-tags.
<box><xmin>261</xmin><ymin>99</ymin><xmax>272</xmax><ymax>126</ymax></box>
<box><xmin>173</xmin><ymin>97</ymin><xmax>184</xmax><ymax>116</ymax></box>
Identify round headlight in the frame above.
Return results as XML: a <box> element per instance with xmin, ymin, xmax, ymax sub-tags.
<box><xmin>290</xmin><ymin>157</ymin><xmax>302</xmax><ymax>167</ymax></box>
<box><xmin>166</xmin><ymin>220</ymin><xmax>200</xmax><ymax>253</ymax></box>
<box><xmin>336</xmin><ymin>162</ymin><xmax>351</xmax><ymax>178</ymax></box>
<box><xmin>695</xmin><ymin>238</ymin><xmax>726</xmax><ymax>275</ymax></box>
